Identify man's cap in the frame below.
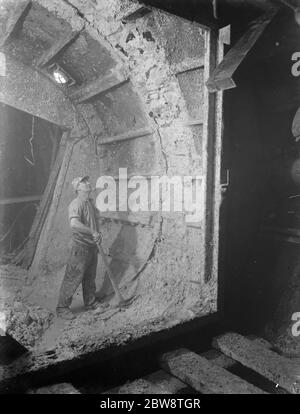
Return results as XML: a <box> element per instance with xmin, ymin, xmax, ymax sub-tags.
<box><xmin>71</xmin><ymin>176</ymin><xmax>90</xmax><ymax>191</ymax></box>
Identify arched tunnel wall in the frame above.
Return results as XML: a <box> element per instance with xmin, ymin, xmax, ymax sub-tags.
<box><xmin>31</xmin><ymin>0</ymin><xmax>217</xmax><ymax>319</ymax></box>
<box><xmin>0</xmin><ymin>0</ymin><xmax>219</xmax><ymax>353</ymax></box>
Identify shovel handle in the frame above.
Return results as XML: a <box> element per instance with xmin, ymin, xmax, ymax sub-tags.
<box><xmin>97</xmin><ymin>242</ymin><xmax>124</xmax><ymax>300</ymax></box>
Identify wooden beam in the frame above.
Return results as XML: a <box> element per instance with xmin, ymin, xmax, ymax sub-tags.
<box><xmin>69</xmin><ymin>71</ymin><xmax>129</xmax><ymax>104</ymax></box>
<box><xmin>36</xmin><ymin>30</ymin><xmax>80</xmax><ymax>68</ymax></box>
<box><xmin>172</xmin><ymin>57</ymin><xmax>204</xmax><ymax>75</ymax></box>
<box><xmin>0</xmin><ymin>195</ymin><xmax>41</xmax><ymax>206</ymax></box>
<box><xmin>105</xmin><ymin>335</ymin><xmax>273</xmax><ymax>394</ymax></box>
<box><xmin>0</xmin><ymin>0</ymin><xmax>31</xmax><ymax>48</ymax></box>
<box><xmin>206</xmin><ymin>8</ymin><xmax>278</xmax><ymax>92</ymax></box>
<box><xmin>13</xmin><ymin>131</ymin><xmax>70</xmax><ymax>269</ymax></box>
<box><xmin>184</xmin><ymin>117</ymin><xmax>204</xmax><ymax>127</ymax></box>
<box><xmin>97</xmin><ymin>127</ymin><xmax>153</xmax><ymax>145</ymax></box>
<box><xmin>143</xmin><ymin>0</ymin><xmax>218</xmax><ymax>30</ymax></box>
<box><xmin>203</xmin><ymin>28</ymin><xmax>218</xmax><ymax>283</ymax></box>
<box><xmin>0</xmin><ymin>54</ymin><xmax>75</xmax><ymax>126</ymax></box>
<box><xmin>160</xmin><ymin>348</ymin><xmax>267</xmax><ymax>394</ymax></box>
<box><xmin>31</xmin><ymin>135</ymin><xmax>82</xmax><ymax>270</ymax></box>
<box><xmin>28</xmin><ymin>383</ymin><xmax>81</xmax><ymax>394</ymax></box>
<box><xmin>105</xmin><ymin>377</ymin><xmax>169</xmax><ymax>394</ymax></box>
<box><xmin>213</xmin><ymin>332</ymin><xmax>300</xmax><ymax>394</ymax></box>
<box><xmin>117</xmin><ymin>3</ymin><xmax>152</xmax><ymax>22</ymax></box>
<box><xmin>203</xmin><ymin>335</ymin><xmax>273</xmax><ymax>369</ymax></box>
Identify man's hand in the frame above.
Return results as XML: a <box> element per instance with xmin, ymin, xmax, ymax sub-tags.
<box><xmin>92</xmin><ymin>231</ymin><xmax>102</xmax><ymax>244</ymax></box>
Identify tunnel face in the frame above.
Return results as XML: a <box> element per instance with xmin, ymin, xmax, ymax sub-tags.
<box><xmin>0</xmin><ymin>0</ymin><xmax>220</xmax><ymax>357</ymax></box>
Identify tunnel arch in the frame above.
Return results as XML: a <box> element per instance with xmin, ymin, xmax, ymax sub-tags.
<box><xmin>0</xmin><ymin>0</ymin><xmax>220</xmax><ymax>355</ymax></box>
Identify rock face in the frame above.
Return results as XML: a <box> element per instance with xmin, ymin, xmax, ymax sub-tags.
<box><xmin>0</xmin><ymin>265</ymin><xmax>54</xmax><ymax>350</ymax></box>
<box><xmin>3</xmin><ymin>302</ymin><xmax>54</xmax><ymax>350</ymax></box>
<box><xmin>0</xmin><ymin>264</ymin><xmax>54</xmax><ymax>350</ymax></box>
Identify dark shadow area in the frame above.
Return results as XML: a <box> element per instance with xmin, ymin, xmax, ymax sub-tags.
<box><xmin>0</xmin><ymin>103</ymin><xmax>62</xmax><ymax>262</ymax></box>
<box><xmin>0</xmin><ymin>335</ymin><xmax>27</xmax><ymax>365</ymax></box>
<box><xmin>220</xmin><ymin>9</ymin><xmax>300</xmax><ymax>335</ymax></box>
<box><xmin>13</xmin><ymin>318</ymin><xmax>222</xmax><ymax>394</ymax></box>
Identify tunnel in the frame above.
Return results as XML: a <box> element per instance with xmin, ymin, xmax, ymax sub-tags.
<box><xmin>0</xmin><ymin>0</ymin><xmax>299</xmax><ymax>395</ymax></box>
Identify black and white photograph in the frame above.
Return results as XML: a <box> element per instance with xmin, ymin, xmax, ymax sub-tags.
<box><xmin>0</xmin><ymin>0</ymin><xmax>299</xmax><ymax>399</ymax></box>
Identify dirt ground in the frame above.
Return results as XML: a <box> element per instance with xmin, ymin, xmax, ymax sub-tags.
<box><xmin>0</xmin><ymin>257</ymin><xmax>217</xmax><ymax>356</ymax></box>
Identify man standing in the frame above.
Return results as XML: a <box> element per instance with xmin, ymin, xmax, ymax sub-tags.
<box><xmin>56</xmin><ymin>176</ymin><xmax>103</xmax><ymax>320</ymax></box>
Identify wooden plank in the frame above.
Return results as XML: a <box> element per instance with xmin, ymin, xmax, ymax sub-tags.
<box><xmin>36</xmin><ymin>30</ymin><xmax>80</xmax><ymax>67</ymax></box>
<box><xmin>203</xmin><ymin>28</ymin><xmax>218</xmax><ymax>283</ymax></box>
<box><xmin>105</xmin><ymin>378</ymin><xmax>169</xmax><ymax>394</ymax></box>
<box><xmin>0</xmin><ymin>195</ymin><xmax>41</xmax><ymax>206</ymax></box>
<box><xmin>99</xmin><ymin>216</ymin><xmax>153</xmax><ymax>229</ymax></box>
<box><xmin>0</xmin><ymin>54</ymin><xmax>75</xmax><ymax>126</ymax></box>
<box><xmin>27</xmin><ymin>383</ymin><xmax>80</xmax><ymax>394</ymax></box>
<box><xmin>184</xmin><ymin>118</ymin><xmax>204</xmax><ymax>127</ymax></box>
<box><xmin>145</xmin><ymin>370</ymin><xmax>192</xmax><ymax>394</ymax></box>
<box><xmin>69</xmin><ymin>71</ymin><xmax>129</xmax><ymax>104</ymax></box>
<box><xmin>172</xmin><ymin>56</ymin><xmax>204</xmax><ymax>75</ymax></box>
<box><xmin>219</xmin><ymin>25</ymin><xmax>231</xmax><ymax>46</ymax></box>
<box><xmin>150</xmin><ymin>3</ymin><xmax>218</xmax><ymax>30</ymax></box>
<box><xmin>97</xmin><ymin>127</ymin><xmax>153</xmax><ymax>145</ymax></box>
<box><xmin>213</xmin><ymin>332</ymin><xmax>300</xmax><ymax>394</ymax></box>
<box><xmin>13</xmin><ymin>130</ymin><xmax>70</xmax><ymax>268</ymax></box>
<box><xmin>160</xmin><ymin>348</ymin><xmax>267</xmax><ymax>394</ymax></box>
<box><xmin>31</xmin><ymin>136</ymin><xmax>83</xmax><ymax>269</ymax></box>
<box><xmin>203</xmin><ymin>336</ymin><xmax>273</xmax><ymax>369</ymax></box>
<box><xmin>206</xmin><ymin>8</ymin><xmax>278</xmax><ymax>92</ymax></box>
<box><xmin>105</xmin><ymin>367</ymin><xmax>205</xmax><ymax>395</ymax></box>
<box><xmin>117</xmin><ymin>4</ymin><xmax>152</xmax><ymax>22</ymax></box>
<box><xmin>0</xmin><ymin>0</ymin><xmax>31</xmax><ymax>48</ymax></box>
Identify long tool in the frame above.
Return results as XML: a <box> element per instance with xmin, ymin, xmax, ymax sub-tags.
<box><xmin>95</xmin><ymin>135</ymin><xmax>132</xmax><ymax>308</ymax></box>
<box><xmin>97</xmin><ymin>241</ymin><xmax>128</xmax><ymax>307</ymax></box>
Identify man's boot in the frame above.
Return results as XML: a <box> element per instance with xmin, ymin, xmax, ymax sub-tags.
<box><xmin>85</xmin><ymin>300</ymin><xmax>109</xmax><ymax>312</ymax></box>
<box><xmin>56</xmin><ymin>308</ymin><xmax>75</xmax><ymax>320</ymax></box>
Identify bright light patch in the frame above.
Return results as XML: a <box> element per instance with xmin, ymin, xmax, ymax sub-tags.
<box><xmin>0</xmin><ymin>311</ymin><xmax>6</xmax><ymax>336</ymax></box>
<box><xmin>0</xmin><ymin>52</ymin><xmax>6</xmax><ymax>77</ymax></box>
<box><xmin>53</xmin><ymin>69</ymin><xmax>68</xmax><ymax>84</ymax></box>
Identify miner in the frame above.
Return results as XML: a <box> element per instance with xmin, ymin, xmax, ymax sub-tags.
<box><xmin>56</xmin><ymin>176</ymin><xmax>104</xmax><ymax>320</ymax></box>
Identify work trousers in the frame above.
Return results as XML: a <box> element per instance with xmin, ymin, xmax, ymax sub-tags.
<box><xmin>57</xmin><ymin>243</ymin><xmax>98</xmax><ymax>311</ymax></box>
